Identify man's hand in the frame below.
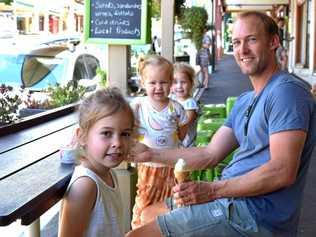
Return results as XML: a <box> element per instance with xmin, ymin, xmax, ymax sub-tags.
<box><xmin>128</xmin><ymin>142</ymin><xmax>152</xmax><ymax>163</ymax></box>
<box><xmin>172</xmin><ymin>181</ymin><xmax>220</xmax><ymax>206</ymax></box>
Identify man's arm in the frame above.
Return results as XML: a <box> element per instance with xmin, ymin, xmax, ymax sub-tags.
<box><xmin>215</xmin><ymin>130</ymin><xmax>306</xmax><ymax>197</ymax></box>
<box><xmin>173</xmin><ymin>130</ymin><xmax>306</xmax><ymax>206</ymax></box>
<box><xmin>133</xmin><ymin>126</ymin><xmax>239</xmax><ymax>170</ymax></box>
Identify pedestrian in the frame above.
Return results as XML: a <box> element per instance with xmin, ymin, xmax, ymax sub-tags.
<box><xmin>130</xmin><ymin>55</ymin><xmax>188</xmax><ymax>229</ymax></box>
<box><xmin>196</xmin><ymin>25</ymin><xmax>212</xmax><ymax>88</ymax></box>
<box><xmin>276</xmin><ymin>46</ymin><xmax>288</xmax><ymax>71</ymax></box>
<box><xmin>58</xmin><ymin>88</ymin><xmax>135</xmax><ymax>237</ymax></box>
<box><xmin>276</xmin><ymin>17</ymin><xmax>288</xmax><ymax>71</ymax></box>
<box><xmin>126</xmin><ymin>11</ymin><xmax>316</xmax><ymax>237</ymax></box>
<box><xmin>151</xmin><ymin>36</ymin><xmax>161</xmax><ymax>55</ymax></box>
<box><xmin>171</xmin><ymin>62</ymin><xmax>200</xmax><ymax>147</ymax></box>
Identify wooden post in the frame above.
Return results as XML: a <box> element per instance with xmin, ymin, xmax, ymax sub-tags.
<box><xmin>161</xmin><ymin>0</ymin><xmax>175</xmax><ymax>62</ymax></box>
<box><xmin>107</xmin><ymin>45</ymin><xmax>128</xmax><ymax>95</ymax></box>
<box><xmin>26</xmin><ymin>219</ymin><xmax>40</xmax><ymax>237</ymax></box>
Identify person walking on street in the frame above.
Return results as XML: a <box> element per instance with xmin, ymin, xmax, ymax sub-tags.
<box><xmin>276</xmin><ymin>17</ymin><xmax>288</xmax><ymax>71</ymax></box>
<box><xmin>196</xmin><ymin>25</ymin><xmax>212</xmax><ymax>88</ymax></box>
<box><xmin>126</xmin><ymin>11</ymin><xmax>316</xmax><ymax>237</ymax></box>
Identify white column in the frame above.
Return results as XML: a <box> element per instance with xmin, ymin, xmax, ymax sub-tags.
<box><xmin>107</xmin><ymin>45</ymin><xmax>128</xmax><ymax>95</ymax></box>
<box><xmin>309</xmin><ymin>0</ymin><xmax>316</xmax><ymax>73</ymax></box>
<box><xmin>32</xmin><ymin>12</ymin><xmax>40</xmax><ymax>34</ymax></box>
<box><xmin>44</xmin><ymin>11</ymin><xmax>50</xmax><ymax>34</ymax></box>
<box><xmin>67</xmin><ymin>6</ymin><xmax>75</xmax><ymax>34</ymax></box>
<box><xmin>161</xmin><ymin>0</ymin><xmax>175</xmax><ymax>62</ymax></box>
<box><xmin>288</xmin><ymin>0</ymin><xmax>296</xmax><ymax>72</ymax></box>
<box><xmin>25</xmin><ymin>219</ymin><xmax>40</xmax><ymax>237</ymax></box>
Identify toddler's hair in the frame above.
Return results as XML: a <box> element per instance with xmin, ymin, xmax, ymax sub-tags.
<box><xmin>138</xmin><ymin>54</ymin><xmax>173</xmax><ymax>81</ymax></box>
<box><xmin>78</xmin><ymin>87</ymin><xmax>135</xmax><ymax>139</ymax></box>
<box><xmin>174</xmin><ymin>62</ymin><xmax>196</xmax><ymax>86</ymax></box>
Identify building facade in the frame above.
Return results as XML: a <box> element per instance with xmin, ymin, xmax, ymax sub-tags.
<box><xmin>0</xmin><ymin>0</ymin><xmax>84</xmax><ymax>36</ymax></box>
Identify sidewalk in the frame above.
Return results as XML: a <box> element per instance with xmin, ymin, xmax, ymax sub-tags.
<box><xmin>201</xmin><ymin>54</ymin><xmax>316</xmax><ymax>237</ymax></box>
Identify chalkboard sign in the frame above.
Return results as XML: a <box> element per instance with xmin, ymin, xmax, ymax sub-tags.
<box><xmin>84</xmin><ymin>0</ymin><xmax>150</xmax><ymax>44</ymax></box>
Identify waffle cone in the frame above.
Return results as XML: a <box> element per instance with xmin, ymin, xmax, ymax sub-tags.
<box><xmin>174</xmin><ymin>171</ymin><xmax>191</xmax><ymax>184</ymax></box>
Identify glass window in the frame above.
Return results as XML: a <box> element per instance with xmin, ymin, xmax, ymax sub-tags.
<box><xmin>84</xmin><ymin>55</ymin><xmax>99</xmax><ymax>78</ymax></box>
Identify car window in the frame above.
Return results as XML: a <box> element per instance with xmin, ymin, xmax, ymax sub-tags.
<box><xmin>84</xmin><ymin>55</ymin><xmax>99</xmax><ymax>78</ymax></box>
<box><xmin>22</xmin><ymin>55</ymin><xmax>67</xmax><ymax>90</ymax></box>
<box><xmin>73</xmin><ymin>55</ymin><xmax>88</xmax><ymax>82</ymax></box>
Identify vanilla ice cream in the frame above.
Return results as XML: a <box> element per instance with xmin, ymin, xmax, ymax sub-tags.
<box><xmin>174</xmin><ymin>158</ymin><xmax>191</xmax><ymax>183</ymax></box>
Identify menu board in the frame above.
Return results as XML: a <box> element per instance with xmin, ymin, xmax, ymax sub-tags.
<box><xmin>84</xmin><ymin>0</ymin><xmax>150</xmax><ymax>44</ymax></box>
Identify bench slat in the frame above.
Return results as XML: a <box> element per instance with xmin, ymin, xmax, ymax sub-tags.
<box><xmin>0</xmin><ymin>113</ymin><xmax>77</xmax><ymax>154</ymax></box>
<box><xmin>0</xmin><ymin>153</ymin><xmax>74</xmax><ymax>226</ymax></box>
<box><xmin>0</xmin><ymin>124</ymin><xmax>76</xmax><ymax>180</ymax></box>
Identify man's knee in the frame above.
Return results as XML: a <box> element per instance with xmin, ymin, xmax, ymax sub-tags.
<box><xmin>140</xmin><ymin>202</ymin><xmax>169</xmax><ymax>225</ymax></box>
<box><xmin>126</xmin><ymin>220</ymin><xmax>162</xmax><ymax>237</ymax></box>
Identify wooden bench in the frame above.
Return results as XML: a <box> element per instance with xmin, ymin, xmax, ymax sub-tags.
<box><xmin>0</xmin><ymin>105</ymin><xmax>77</xmax><ymax>236</ymax></box>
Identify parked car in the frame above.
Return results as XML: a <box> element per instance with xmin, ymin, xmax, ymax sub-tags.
<box><xmin>0</xmin><ymin>39</ymin><xmax>104</xmax><ymax>91</ymax></box>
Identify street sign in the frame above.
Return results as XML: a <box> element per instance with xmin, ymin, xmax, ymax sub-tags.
<box><xmin>84</xmin><ymin>0</ymin><xmax>150</xmax><ymax>44</ymax></box>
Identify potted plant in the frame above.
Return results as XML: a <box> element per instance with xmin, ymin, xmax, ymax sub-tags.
<box><xmin>96</xmin><ymin>67</ymin><xmax>107</xmax><ymax>88</ymax></box>
<box><xmin>19</xmin><ymin>82</ymin><xmax>86</xmax><ymax>117</ymax></box>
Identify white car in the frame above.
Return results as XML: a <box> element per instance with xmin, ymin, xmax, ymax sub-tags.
<box><xmin>0</xmin><ymin>39</ymin><xmax>105</xmax><ymax>91</ymax></box>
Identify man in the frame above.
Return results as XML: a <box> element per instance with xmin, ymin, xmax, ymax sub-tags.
<box><xmin>127</xmin><ymin>11</ymin><xmax>316</xmax><ymax>237</ymax></box>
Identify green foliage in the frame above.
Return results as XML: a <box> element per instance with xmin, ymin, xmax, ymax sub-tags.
<box><xmin>174</xmin><ymin>0</ymin><xmax>185</xmax><ymax>18</ymax></box>
<box><xmin>150</xmin><ymin>0</ymin><xmax>185</xmax><ymax>19</ymax></box>
<box><xmin>0</xmin><ymin>0</ymin><xmax>13</xmax><ymax>5</ymax></box>
<box><xmin>150</xmin><ymin>0</ymin><xmax>160</xmax><ymax>19</ymax></box>
<box><xmin>46</xmin><ymin>82</ymin><xmax>85</xmax><ymax>108</ymax></box>
<box><xmin>178</xmin><ymin>6</ymin><xmax>208</xmax><ymax>49</ymax></box>
<box><xmin>0</xmin><ymin>84</ymin><xmax>21</xmax><ymax>124</ymax></box>
<box><xmin>96</xmin><ymin>67</ymin><xmax>107</xmax><ymax>88</ymax></box>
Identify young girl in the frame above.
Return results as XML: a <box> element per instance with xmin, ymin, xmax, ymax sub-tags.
<box><xmin>171</xmin><ymin>62</ymin><xmax>200</xmax><ymax>147</ymax></box>
<box><xmin>131</xmin><ymin>55</ymin><xmax>188</xmax><ymax>229</ymax></box>
<box><xmin>58</xmin><ymin>88</ymin><xmax>135</xmax><ymax>237</ymax></box>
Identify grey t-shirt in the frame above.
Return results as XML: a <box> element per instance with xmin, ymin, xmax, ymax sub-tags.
<box><xmin>223</xmin><ymin>71</ymin><xmax>316</xmax><ymax>234</ymax></box>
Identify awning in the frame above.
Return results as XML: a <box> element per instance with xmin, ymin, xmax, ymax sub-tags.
<box><xmin>224</xmin><ymin>0</ymin><xmax>289</xmax><ymax>12</ymax></box>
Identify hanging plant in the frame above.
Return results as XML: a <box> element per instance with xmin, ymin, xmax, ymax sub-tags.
<box><xmin>178</xmin><ymin>6</ymin><xmax>208</xmax><ymax>50</ymax></box>
<box><xmin>150</xmin><ymin>0</ymin><xmax>186</xmax><ymax>19</ymax></box>
<box><xmin>0</xmin><ymin>0</ymin><xmax>13</xmax><ymax>5</ymax></box>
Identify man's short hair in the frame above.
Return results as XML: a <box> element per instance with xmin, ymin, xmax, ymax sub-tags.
<box><xmin>237</xmin><ymin>11</ymin><xmax>279</xmax><ymax>39</ymax></box>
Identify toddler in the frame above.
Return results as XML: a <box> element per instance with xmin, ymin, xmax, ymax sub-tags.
<box><xmin>171</xmin><ymin>62</ymin><xmax>200</xmax><ymax>147</ymax></box>
<box><xmin>131</xmin><ymin>55</ymin><xmax>188</xmax><ymax>229</ymax></box>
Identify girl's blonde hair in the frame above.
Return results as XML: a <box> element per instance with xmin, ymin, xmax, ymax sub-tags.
<box><xmin>174</xmin><ymin>62</ymin><xmax>196</xmax><ymax>86</ymax></box>
<box><xmin>138</xmin><ymin>55</ymin><xmax>173</xmax><ymax>83</ymax></box>
<box><xmin>78</xmin><ymin>87</ymin><xmax>135</xmax><ymax>140</ymax></box>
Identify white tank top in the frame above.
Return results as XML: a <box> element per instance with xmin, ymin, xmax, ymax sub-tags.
<box><xmin>64</xmin><ymin>166</ymin><xmax>124</xmax><ymax>237</ymax></box>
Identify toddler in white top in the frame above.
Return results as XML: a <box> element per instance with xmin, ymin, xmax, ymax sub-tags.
<box><xmin>171</xmin><ymin>62</ymin><xmax>200</xmax><ymax>147</ymax></box>
<box><xmin>131</xmin><ymin>55</ymin><xmax>188</xmax><ymax>229</ymax></box>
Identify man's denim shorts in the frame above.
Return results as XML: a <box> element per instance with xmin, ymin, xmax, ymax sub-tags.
<box><xmin>157</xmin><ymin>198</ymin><xmax>273</xmax><ymax>237</ymax></box>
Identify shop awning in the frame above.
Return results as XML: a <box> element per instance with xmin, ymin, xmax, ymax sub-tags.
<box><xmin>224</xmin><ymin>0</ymin><xmax>289</xmax><ymax>12</ymax></box>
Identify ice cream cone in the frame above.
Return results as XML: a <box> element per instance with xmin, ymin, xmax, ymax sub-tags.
<box><xmin>174</xmin><ymin>158</ymin><xmax>191</xmax><ymax>184</ymax></box>
<box><xmin>174</xmin><ymin>170</ymin><xmax>191</xmax><ymax>184</ymax></box>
